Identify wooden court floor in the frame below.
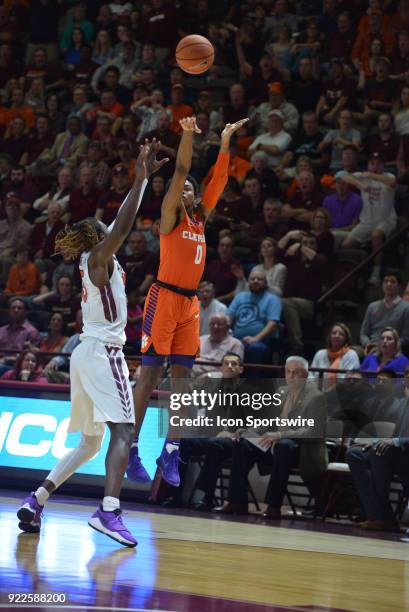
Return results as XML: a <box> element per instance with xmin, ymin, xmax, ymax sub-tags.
<box><xmin>0</xmin><ymin>491</ymin><xmax>408</xmax><ymax>612</ymax></box>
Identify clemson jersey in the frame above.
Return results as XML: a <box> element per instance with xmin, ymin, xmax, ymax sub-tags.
<box><xmin>157</xmin><ymin>213</ymin><xmax>206</xmax><ymax>290</ymax></box>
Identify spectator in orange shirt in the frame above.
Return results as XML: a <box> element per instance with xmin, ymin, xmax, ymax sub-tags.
<box><xmin>5</xmin><ymin>87</ymin><xmax>35</xmax><ymax>129</ymax></box>
<box><xmin>166</xmin><ymin>84</ymin><xmax>193</xmax><ymax>133</ymax></box>
<box><xmin>357</xmin><ymin>1</ymin><xmax>391</xmax><ymax>35</ymax></box>
<box><xmin>352</xmin><ymin>10</ymin><xmax>396</xmax><ymax>67</ymax></box>
<box><xmin>2</xmin><ymin>246</ymin><xmax>40</xmax><ymax>299</ymax></box>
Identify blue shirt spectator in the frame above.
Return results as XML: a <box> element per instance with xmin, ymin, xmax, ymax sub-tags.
<box><xmin>360</xmin><ymin>327</ymin><xmax>409</xmax><ymax>376</ymax></box>
<box><xmin>227</xmin><ymin>269</ymin><xmax>281</xmax><ymax>367</ymax></box>
<box><xmin>361</xmin><ymin>353</ymin><xmax>409</xmax><ymax>376</ymax></box>
<box><xmin>228</xmin><ymin>289</ymin><xmax>281</xmax><ymax>339</ymax></box>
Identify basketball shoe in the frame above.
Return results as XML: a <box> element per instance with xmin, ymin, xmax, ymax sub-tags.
<box><xmin>156</xmin><ymin>442</ymin><xmax>181</xmax><ymax>487</ymax></box>
<box><xmin>17</xmin><ymin>492</ymin><xmax>43</xmax><ymax>533</ymax></box>
<box><xmin>88</xmin><ymin>506</ymin><xmax>137</xmax><ymax>547</ymax></box>
<box><xmin>126</xmin><ymin>446</ymin><xmax>151</xmax><ymax>483</ymax></box>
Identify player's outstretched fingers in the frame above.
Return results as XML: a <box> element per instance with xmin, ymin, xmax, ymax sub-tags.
<box><xmin>179</xmin><ymin>116</ymin><xmax>202</xmax><ymax>134</ymax></box>
<box><xmin>222</xmin><ymin>118</ymin><xmax>249</xmax><ymax>139</ymax></box>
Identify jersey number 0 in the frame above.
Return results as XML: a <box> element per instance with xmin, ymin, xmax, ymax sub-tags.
<box><xmin>194</xmin><ymin>244</ymin><xmax>203</xmax><ymax>265</ymax></box>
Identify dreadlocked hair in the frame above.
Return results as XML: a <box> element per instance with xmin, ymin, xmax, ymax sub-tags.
<box><xmin>54</xmin><ymin>219</ymin><xmax>101</xmax><ymax>258</ymax></box>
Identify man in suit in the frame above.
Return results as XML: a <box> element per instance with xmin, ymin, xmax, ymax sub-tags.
<box><xmin>214</xmin><ymin>356</ymin><xmax>328</xmax><ymax>517</ymax></box>
<box><xmin>346</xmin><ymin>373</ymin><xmax>409</xmax><ymax>532</ymax></box>
<box><xmin>31</xmin><ymin>115</ymin><xmax>89</xmax><ymax>174</ymax></box>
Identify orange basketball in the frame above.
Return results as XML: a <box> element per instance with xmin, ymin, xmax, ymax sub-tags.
<box><xmin>176</xmin><ymin>35</ymin><xmax>215</xmax><ymax>75</ymax></box>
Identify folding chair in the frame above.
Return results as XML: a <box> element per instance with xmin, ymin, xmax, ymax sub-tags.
<box><xmin>321</xmin><ymin>421</ymin><xmax>397</xmax><ymax>521</ymax></box>
<box><xmin>287</xmin><ymin>418</ymin><xmax>345</xmax><ymax>519</ymax></box>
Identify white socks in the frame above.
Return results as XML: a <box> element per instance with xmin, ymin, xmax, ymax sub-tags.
<box><xmin>102</xmin><ymin>496</ymin><xmax>120</xmax><ymax>512</ymax></box>
<box><xmin>34</xmin><ymin>487</ymin><xmax>50</xmax><ymax>506</ymax></box>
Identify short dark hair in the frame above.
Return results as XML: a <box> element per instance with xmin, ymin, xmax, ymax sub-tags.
<box><xmin>381</xmin><ymin>270</ymin><xmax>402</xmax><ymax>284</ymax></box>
<box><xmin>244</xmin><ymin>175</ymin><xmax>260</xmax><ymax>185</ymax></box>
<box><xmin>105</xmin><ymin>65</ymin><xmax>120</xmax><ymax>78</ymax></box>
<box><xmin>342</xmin><ymin>145</ymin><xmax>358</xmax><ymax>155</ymax></box>
<box><xmin>9</xmin><ymin>297</ymin><xmax>26</xmax><ymax>309</ymax></box>
<box><xmin>222</xmin><ymin>352</ymin><xmax>243</xmax><ymax>366</ymax></box>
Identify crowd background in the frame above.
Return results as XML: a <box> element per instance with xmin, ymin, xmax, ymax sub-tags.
<box><xmin>0</xmin><ymin>0</ymin><xmax>409</xmax><ymax>530</ymax></box>
<box><xmin>0</xmin><ymin>0</ymin><xmax>408</xmax><ymax>382</ymax></box>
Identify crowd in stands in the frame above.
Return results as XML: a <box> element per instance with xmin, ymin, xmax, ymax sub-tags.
<box><xmin>0</xmin><ymin>0</ymin><xmax>409</xmax><ymax>528</ymax></box>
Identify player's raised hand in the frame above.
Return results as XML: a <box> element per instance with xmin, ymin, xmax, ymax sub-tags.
<box><xmin>144</xmin><ymin>138</ymin><xmax>169</xmax><ymax>176</ymax></box>
<box><xmin>179</xmin><ymin>116</ymin><xmax>202</xmax><ymax>134</ymax></box>
<box><xmin>135</xmin><ymin>142</ymin><xmax>150</xmax><ymax>179</ymax></box>
<box><xmin>221</xmin><ymin>118</ymin><xmax>249</xmax><ymax>142</ymax></box>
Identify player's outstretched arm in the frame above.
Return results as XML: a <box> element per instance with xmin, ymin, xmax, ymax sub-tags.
<box><xmin>91</xmin><ymin>141</ymin><xmax>167</xmax><ymax>265</ymax></box>
<box><xmin>202</xmin><ymin>118</ymin><xmax>249</xmax><ymax>221</ymax></box>
<box><xmin>160</xmin><ymin>116</ymin><xmax>201</xmax><ymax>234</ymax></box>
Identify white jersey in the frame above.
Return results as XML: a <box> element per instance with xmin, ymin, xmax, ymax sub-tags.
<box><xmin>79</xmin><ymin>251</ymin><xmax>127</xmax><ymax>346</ymax></box>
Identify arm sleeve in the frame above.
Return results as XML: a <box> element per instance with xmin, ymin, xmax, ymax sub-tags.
<box><xmin>202</xmin><ymin>151</ymin><xmax>229</xmax><ymax>211</ymax></box>
<box><xmin>226</xmin><ymin>295</ymin><xmax>240</xmax><ymax>319</ymax></box>
<box><xmin>341</xmin><ymin>350</ymin><xmax>360</xmax><ymax>372</ymax></box>
<box><xmin>310</xmin><ymin>351</ymin><xmax>320</xmax><ymax>380</ymax></box>
<box><xmin>401</xmin><ymin>305</ymin><xmax>409</xmax><ymax>344</ymax></box>
<box><xmin>267</xmin><ymin>296</ymin><xmax>282</xmax><ymax>322</ymax></box>
<box><xmin>232</xmin><ymin>338</ymin><xmax>245</xmax><ymax>359</ymax></box>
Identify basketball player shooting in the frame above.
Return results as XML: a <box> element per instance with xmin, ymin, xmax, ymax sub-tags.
<box><xmin>16</xmin><ymin>140</ymin><xmax>168</xmax><ymax>548</ymax></box>
<box><xmin>127</xmin><ymin>115</ymin><xmax>249</xmax><ymax>487</ymax></box>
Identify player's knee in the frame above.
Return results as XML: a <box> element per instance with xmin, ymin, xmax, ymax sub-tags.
<box><xmin>81</xmin><ymin>434</ymin><xmax>103</xmax><ymax>460</ymax></box>
<box><xmin>110</xmin><ymin>422</ymin><xmax>134</xmax><ymax>447</ymax></box>
<box><xmin>139</xmin><ymin>363</ymin><xmax>164</xmax><ymax>387</ymax></box>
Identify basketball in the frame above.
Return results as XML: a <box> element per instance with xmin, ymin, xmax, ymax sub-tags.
<box><xmin>176</xmin><ymin>35</ymin><xmax>215</xmax><ymax>75</ymax></box>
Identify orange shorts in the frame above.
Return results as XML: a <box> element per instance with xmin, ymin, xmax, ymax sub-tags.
<box><xmin>141</xmin><ymin>283</ymin><xmax>200</xmax><ymax>357</ymax></box>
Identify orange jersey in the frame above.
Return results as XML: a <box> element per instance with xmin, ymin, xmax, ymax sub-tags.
<box><xmin>157</xmin><ymin>151</ymin><xmax>229</xmax><ymax>291</ymax></box>
<box><xmin>158</xmin><ymin>213</ymin><xmax>206</xmax><ymax>290</ymax></box>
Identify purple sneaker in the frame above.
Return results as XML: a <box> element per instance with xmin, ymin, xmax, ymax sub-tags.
<box><xmin>88</xmin><ymin>506</ymin><xmax>137</xmax><ymax>548</ymax></box>
<box><xmin>17</xmin><ymin>492</ymin><xmax>43</xmax><ymax>533</ymax></box>
<box><xmin>156</xmin><ymin>443</ymin><xmax>181</xmax><ymax>487</ymax></box>
<box><xmin>126</xmin><ymin>446</ymin><xmax>151</xmax><ymax>483</ymax></box>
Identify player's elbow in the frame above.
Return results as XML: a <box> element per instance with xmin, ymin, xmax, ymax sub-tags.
<box><xmin>175</xmin><ymin>163</ymin><xmax>190</xmax><ymax>176</ymax></box>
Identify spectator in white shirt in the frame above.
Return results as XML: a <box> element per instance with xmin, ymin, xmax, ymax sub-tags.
<box><xmin>198</xmin><ymin>281</ymin><xmax>227</xmax><ymax>335</ymax></box>
<box><xmin>340</xmin><ymin>152</ymin><xmax>397</xmax><ymax>285</ymax></box>
<box><xmin>192</xmin><ymin>314</ymin><xmax>244</xmax><ymax>379</ymax></box>
<box><xmin>248</xmin><ymin>110</ymin><xmax>292</xmax><ymax>168</ymax></box>
<box><xmin>310</xmin><ymin>323</ymin><xmax>360</xmax><ymax>388</ymax></box>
